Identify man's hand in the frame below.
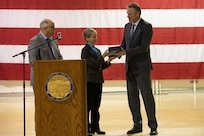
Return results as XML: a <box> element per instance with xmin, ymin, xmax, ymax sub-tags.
<box><xmin>102</xmin><ymin>50</ymin><xmax>115</xmax><ymax>58</ymax></box>
<box><xmin>114</xmin><ymin>48</ymin><xmax>126</xmax><ymax>58</ymax></box>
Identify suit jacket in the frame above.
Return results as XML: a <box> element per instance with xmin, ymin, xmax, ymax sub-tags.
<box><xmin>81</xmin><ymin>43</ymin><xmax>111</xmax><ymax>83</ymax></box>
<box><xmin>28</xmin><ymin>32</ymin><xmax>63</xmax><ymax>86</ymax></box>
<box><xmin>121</xmin><ymin>18</ymin><xmax>153</xmax><ymax>74</ymax></box>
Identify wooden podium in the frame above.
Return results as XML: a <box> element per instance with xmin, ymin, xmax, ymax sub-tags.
<box><xmin>34</xmin><ymin>60</ymin><xmax>87</xmax><ymax>136</ymax></box>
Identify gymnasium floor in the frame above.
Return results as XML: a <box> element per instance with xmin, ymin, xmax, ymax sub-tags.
<box><xmin>0</xmin><ymin>80</ymin><xmax>204</xmax><ymax>136</ymax></box>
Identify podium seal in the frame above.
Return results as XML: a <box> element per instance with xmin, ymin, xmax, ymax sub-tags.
<box><xmin>45</xmin><ymin>72</ymin><xmax>74</xmax><ymax>101</ymax></box>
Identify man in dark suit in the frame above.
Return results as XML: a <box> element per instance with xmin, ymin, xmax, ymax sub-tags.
<box><xmin>116</xmin><ymin>3</ymin><xmax>158</xmax><ymax>135</ymax></box>
<box><xmin>28</xmin><ymin>19</ymin><xmax>63</xmax><ymax>87</ymax></box>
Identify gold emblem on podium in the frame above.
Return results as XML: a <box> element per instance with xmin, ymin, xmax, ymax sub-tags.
<box><xmin>45</xmin><ymin>72</ymin><xmax>74</xmax><ymax>101</ymax></box>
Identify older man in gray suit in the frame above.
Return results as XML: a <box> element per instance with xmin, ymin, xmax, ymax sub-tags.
<box><xmin>28</xmin><ymin>19</ymin><xmax>63</xmax><ymax>87</ymax></box>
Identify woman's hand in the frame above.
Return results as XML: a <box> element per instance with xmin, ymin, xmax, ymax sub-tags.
<box><xmin>102</xmin><ymin>50</ymin><xmax>114</xmax><ymax>58</ymax></box>
<box><xmin>107</xmin><ymin>56</ymin><xmax>115</xmax><ymax>63</ymax></box>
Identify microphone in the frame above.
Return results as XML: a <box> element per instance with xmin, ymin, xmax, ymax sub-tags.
<box><xmin>57</xmin><ymin>32</ymin><xmax>62</xmax><ymax>40</ymax></box>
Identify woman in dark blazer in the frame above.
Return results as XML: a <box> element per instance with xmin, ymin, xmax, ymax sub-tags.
<box><xmin>81</xmin><ymin>28</ymin><xmax>113</xmax><ymax>135</ymax></box>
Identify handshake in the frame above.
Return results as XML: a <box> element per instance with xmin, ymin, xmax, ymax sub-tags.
<box><xmin>102</xmin><ymin>46</ymin><xmax>126</xmax><ymax>59</ymax></box>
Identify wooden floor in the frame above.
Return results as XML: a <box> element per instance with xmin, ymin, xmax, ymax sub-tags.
<box><xmin>0</xmin><ymin>80</ymin><xmax>204</xmax><ymax>136</ymax></box>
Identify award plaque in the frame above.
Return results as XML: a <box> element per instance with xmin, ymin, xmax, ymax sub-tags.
<box><xmin>108</xmin><ymin>46</ymin><xmax>123</xmax><ymax>58</ymax></box>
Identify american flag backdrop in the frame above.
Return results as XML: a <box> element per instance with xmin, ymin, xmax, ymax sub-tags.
<box><xmin>0</xmin><ymin>0</ymin><xmax>204</xmax><ymax>80</ymax></box>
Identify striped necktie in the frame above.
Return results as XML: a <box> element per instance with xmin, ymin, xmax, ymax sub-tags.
<box><xmin>46</xmin><ymin>39</ymin><xmax>56</xmax><ymax>59</ymax></box>
<box><xmin>130</xmin><ymin>24</ymin><xmax>136</xmax><ymax>40</ymax></box>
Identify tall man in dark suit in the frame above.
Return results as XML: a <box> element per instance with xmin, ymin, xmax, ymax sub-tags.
<box><xmin>28</xmin><ymin>19</ymin><xmax>63</xmax><ymax>87</ymax></box>
<box><xmin>116</xmin><ymin>3</ymin><xmax>158</xmax><ymax>135</ymax></box>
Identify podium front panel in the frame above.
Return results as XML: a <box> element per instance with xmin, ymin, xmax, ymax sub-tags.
<box><xmin>34</xmin><ymin>60</ymin><xmax>87</xmax><ymax>136</ymax></box>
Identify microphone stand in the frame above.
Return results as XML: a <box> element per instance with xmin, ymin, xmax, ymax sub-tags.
<box><xmin>12</xmin><ymin>37</ymin><xmax>58</xmax><ymax>136</ymax></box>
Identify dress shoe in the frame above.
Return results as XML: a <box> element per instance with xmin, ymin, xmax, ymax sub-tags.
<box><xmin>88</xmin><ymin>128</ymin><xmax>93</xmax><ymax>133</ymax></box>
<box><xmin>150</xmin><ymin>128</ymin><xmax>158</xmax><ymax>135</ymax></box>
<box><xmin>88</xmin><ymin>131</ymin><xmax>93</xmax><ymax>135</ymax></box>
<box><xmin>127</xmin><ymin>126</ymin><xmax>142</xmax><ymax>134</ymax></box>
<box><xmin>94</xmin><ymin>130</ymin><xmax>105</xmax><ymax>134</ymax></box>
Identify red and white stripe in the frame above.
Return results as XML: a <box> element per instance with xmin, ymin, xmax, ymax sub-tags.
<box><xmin>1</xmin><ymin>0</ymin><xmax>204</xmax><ymax>80</ymax></box>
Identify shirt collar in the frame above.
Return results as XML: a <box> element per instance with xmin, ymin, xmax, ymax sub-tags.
<box><xmin>132</xmin><ymin>18</ymin><xmax>141</xmax><ymax>26</ymax></box>
<box><xmin>86</xmin><ymin>42</ymin><xmax>93</xmax><ymax>47</ymax></box>
<box><xmin>40</xmin><ymin>31</ymin><xmax>48</xmax><ymax>40</ymax></box>
<box><xmin>86</xmin><ymin>42</ymin><xmax>98</xmax><ymax>54</ymax></box>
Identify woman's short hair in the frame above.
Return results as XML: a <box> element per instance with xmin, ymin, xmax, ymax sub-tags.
<box><xmin>82</xmin><ymin>28</ymin><xmax>97</xmax><ymax>40</ymax></box>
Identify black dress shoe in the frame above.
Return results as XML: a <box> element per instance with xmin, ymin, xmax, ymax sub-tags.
<box><xmin>88</xmin><ymin>133</ymin><xmax>92</xmax><ymax>136</ymax></box>
<box><xmin>127</xmin><ymin>126</ymin><xmax>142</xmax><ymax>134</ymax></box>
<box><xmin>150</xmin><ymin>128</ymin><xmax>158</xmax><ymax>135</ymax></box>
<box><xmin>88</xmin><ymin>128</ymin><xmax>94</xmax><ymax>134</ymax></box>
<box><xmin>95</xmin><ymin>130</ymin><xmax>105</xmax><ymax>134</ymax></box>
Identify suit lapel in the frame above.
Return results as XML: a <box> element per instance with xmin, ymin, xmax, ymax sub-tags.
<box><xmin>46</xmin><ymin>40</ymin><xmax>55</xmax><ymax>59</ymax></box>
<box><xmin>130</xmin><ymin>19</ymin><xmax>142</xmax><ymax>42</ymax></box>
<box><xmin>50</xmin><ymin>39</ymin><xmax>58</xmax><ymax>59</ymax></box>
<box><xmin>127</xmin><ymin>23</ymin><xmax>132</xmax><ymax>41</ymax></box>
<box><xmin>38</xmin><ymin>33</ymin><xmax>56</xmax><ymax>59</ymax></box>
<box><xmin>40</xmin><ymin>37</ymin><xmax>55</xmax><ymax>59</ymax></box>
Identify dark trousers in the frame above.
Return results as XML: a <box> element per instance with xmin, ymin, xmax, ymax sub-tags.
<box><xmin>126</xmin><ymin>69</ymin><xmax>158</xmax><ymax>129</ymax></box>
<box><xmin>87</xmin><ymin>82</ymin><xmax>103</xmax><ymax>131</ymax></box>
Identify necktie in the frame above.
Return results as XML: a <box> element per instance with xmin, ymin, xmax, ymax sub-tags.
<box><xmin>46</xmin><ymin>39</ymin><xmax>56</xmax><ymax>59</ymax></box>
<box><xmin>130</xmin><ymin>24</ymin><xmax>136</xmax><ymax>40</ymax></box>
